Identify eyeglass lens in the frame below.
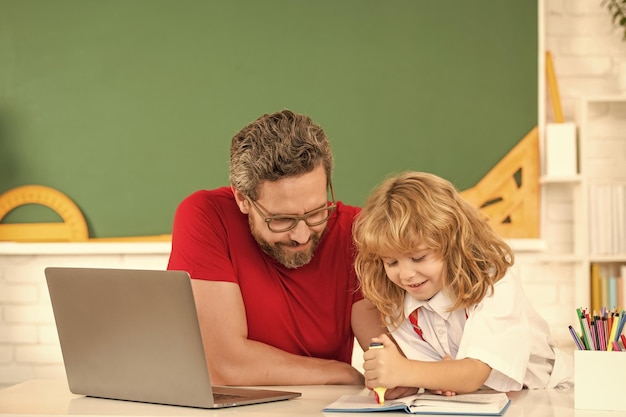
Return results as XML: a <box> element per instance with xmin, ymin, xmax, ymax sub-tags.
<box><xmin>266</xmin><ymin>206</ymin><xmax>334</xmax><ymax>232</ymax></box>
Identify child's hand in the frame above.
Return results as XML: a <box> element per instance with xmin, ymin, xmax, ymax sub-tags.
<box><xmin>384</xmin><ymin>386</ymin><xmax>419</xmax><ymax>400</ymax></box>
<box><xmin>363</xmin><ymin>334</ymin><xmax>405</xmax><ymax>391</ymax></box>
<box><xmin>427</xmin><ymin>355</ymin><xmax>457</xmax><ymax>396</ymax></box>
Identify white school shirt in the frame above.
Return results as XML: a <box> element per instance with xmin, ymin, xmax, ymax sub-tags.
<box><xmin>389</xmin><ymin>268</ymin><xmax>573</xmax><ymax>391</ymax></box>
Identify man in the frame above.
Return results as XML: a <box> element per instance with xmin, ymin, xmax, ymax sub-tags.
<box><xmin>167</xmin><ymin>109</ymin><xmax>384</xmax><ymax>385</ymax></box>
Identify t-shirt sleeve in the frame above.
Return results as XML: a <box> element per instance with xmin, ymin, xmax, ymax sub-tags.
<box><xmin>167</xmin><ymin>191</ymin><xmax>238</xmax><ymax>283</ymax></box>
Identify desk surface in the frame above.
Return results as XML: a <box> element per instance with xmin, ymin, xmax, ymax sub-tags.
<box><xmin>0</xmin><ymin>380</ymin><xmax>624</xmax><ymax>417</ymax></box>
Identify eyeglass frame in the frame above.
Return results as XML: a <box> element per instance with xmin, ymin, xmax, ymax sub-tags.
<box><xmin>243</xmin><ymin>182</ymin><xmax>337</xmax><ymax>233</ymax></box>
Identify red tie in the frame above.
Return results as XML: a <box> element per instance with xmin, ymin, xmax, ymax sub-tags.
<box><xmin>408</xmin><ymin>309</ymin><xmax>425</xmax><ymax>341</ymax></box>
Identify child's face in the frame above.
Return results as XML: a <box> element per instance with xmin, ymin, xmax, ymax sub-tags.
<box><xmin>380</xmin><ymin>247</ymin><xmax>444</xmax><ymax>301</ymax></box>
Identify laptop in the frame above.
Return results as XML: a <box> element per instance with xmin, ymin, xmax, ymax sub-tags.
<box><xmin>44</xmin><ymin>267</ymin><xmax>301</xmax><ymax>409</ymax></box>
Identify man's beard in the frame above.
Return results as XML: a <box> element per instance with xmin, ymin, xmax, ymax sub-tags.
<box><xmin>249</xmin><ymin>217</ymin><xmax>322</xmax><ymax>269</ymax></box>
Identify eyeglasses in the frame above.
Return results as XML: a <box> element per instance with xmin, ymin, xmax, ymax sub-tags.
<box><xmin>244</xmin><ymin>183</ymin><xmax>337</xmax><ymax>233</ymax></box>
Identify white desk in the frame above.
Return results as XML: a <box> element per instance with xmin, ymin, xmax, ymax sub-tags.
<box><xmin>0</xmin><ymin>380</ymin><xmax>624</xmax><ymax>417</ymax></box>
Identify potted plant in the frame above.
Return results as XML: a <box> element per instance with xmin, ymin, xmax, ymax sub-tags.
<box><xmin>603</xmin><ymin>0</ymin><xmax>626</xmax><ymax>92</ymax></box>
<box><xmin>603</xmin><ymin>0</ymin><xmax>626</xmax><ymax>39</ymax></box>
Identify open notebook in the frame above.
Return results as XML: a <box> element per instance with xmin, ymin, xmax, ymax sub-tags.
<box><xmin>323</xmin><ymin>390</ymin><xmax>511</xmax><ymax>416</ymax></box>
<box><xmin>45</xmin><ymin>267</ymin><xmax>301</xmax><ymax>409</ymax></box>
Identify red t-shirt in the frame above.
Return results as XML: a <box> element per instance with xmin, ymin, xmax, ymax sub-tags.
<box><xmin>167</xmin><ymin>187</ymin><xmax>362</xmax><ymax>363</ymax></box>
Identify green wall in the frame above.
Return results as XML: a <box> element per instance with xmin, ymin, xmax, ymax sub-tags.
<box><xmin>0</xmin><ymin>0</ymin><xmax>537</xmax><ymax>238</ymax></box>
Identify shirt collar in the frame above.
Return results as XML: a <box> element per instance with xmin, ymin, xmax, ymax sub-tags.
<box><xmin>403</xmin><ymin>291</ymin><xmax>456</xmax><ymax>320</ymax></box>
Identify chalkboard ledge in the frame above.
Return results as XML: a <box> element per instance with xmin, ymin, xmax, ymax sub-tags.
<box><xmin>0</xmin><ymin>241</ymin><xmax>171</xmax><ymax>255</ymax></box>
<box><xmin>0</xmin><ymin>239</ymin><xmax>545</xmax><ymax>256</ymax></box>
<box><xmin>508</xmin><ymin>238</ymin><xmax>547</xmax><ymax>252</ymax></box>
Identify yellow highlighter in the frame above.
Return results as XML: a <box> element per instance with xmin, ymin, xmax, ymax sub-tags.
<box><xmin>369</xmin><ymin>342</ymin><xmax>387</xmax><ymax>404</ymax></box>
<box><xmin>607</xmin><ymin>315</ymin><xmax>619</xmax><ymax>351</ymax></box>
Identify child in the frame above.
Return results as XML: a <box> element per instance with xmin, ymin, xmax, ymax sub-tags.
<box><xmin>353</xmin><ymin>172</ymin><xmax>573</xmax><ymax>395</ymax></box>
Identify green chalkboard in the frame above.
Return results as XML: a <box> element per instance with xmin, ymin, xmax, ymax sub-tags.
<box><xmin>0</xmin><ymin>0</ymin><xmax>537</xmax><ymax>239</ymax></box>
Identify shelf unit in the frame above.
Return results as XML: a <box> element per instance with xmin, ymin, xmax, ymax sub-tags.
<box><xmin>574</xmin><ymin>96</ymin><xmax>626</xmax><ymax>308</ymax></box>
<box><xmin>540</xmin><ymin>96</ymin><xmax>626</xmax><ymax>309</ymax></box>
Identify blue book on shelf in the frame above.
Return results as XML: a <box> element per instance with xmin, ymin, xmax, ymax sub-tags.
<box><xmin>609</xmin><ymin>276</ymin><xmax>618</xmax><ymax>309</ymax></box>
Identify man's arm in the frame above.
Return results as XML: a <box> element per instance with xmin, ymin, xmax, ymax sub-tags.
<box><xmin>191</xmin><ymin>279</ymin><xmax>364</xmax><ymax>386</ymax></box>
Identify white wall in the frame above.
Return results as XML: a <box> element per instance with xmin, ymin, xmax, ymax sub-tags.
<box><xmin>1</xmin><ymin>0</ymin><xmax>624</xmax><ymax>389</ymax></box>
<box><xmin>0</xmin><ymin>244</ymin><xmax>169</xmax><ymax>389</ymax></box>
<box><xmin>0</xmin><ymin>241</ymin><xmax>558</xmax><ymax>388</ymax></box>
<box><xmin>544</xmin><ymin>0</ymin><xmax>626</xmax><ymax>119</ymax></box>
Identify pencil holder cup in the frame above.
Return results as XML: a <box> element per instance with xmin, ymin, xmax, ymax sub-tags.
<box><xmin>574</xmin><ymin>350</ymin><xmax>626</xmax><ymax>411</ymax></box>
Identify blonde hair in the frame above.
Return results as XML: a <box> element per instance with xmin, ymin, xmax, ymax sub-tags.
<box><xmin>353</xmin><ymin>172</ymin><xmax>514</xmax><ymax>329</ymax></box>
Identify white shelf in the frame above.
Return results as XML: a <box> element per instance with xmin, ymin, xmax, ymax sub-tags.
<box><xmin>538</xmin><ymin>254</ymin><xmax>584</xmax><ymax>264</ymax></box>
<box><xmin>589</xmin><ymin>255</ymin><xmax>626</xmax><ymax>263</ymax></box>
<box><xmin>583</xmin><ymin>95</ymin><xmax>626</xmax><ymax>103</ymax></box>
<box><xmin>570</xmin><ymin>95</ymin><xmax>626</xmax><ymax>308</ymax></box>
<box><xmin>539</xmin><ymin>175</ymin><xmax>582</xmax><ymax>184</ymax></box>
<box><xmin>505</xmin><ymin>239</ymin><xmax>547</xmax><ymax>253</ymax></box>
